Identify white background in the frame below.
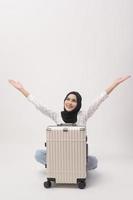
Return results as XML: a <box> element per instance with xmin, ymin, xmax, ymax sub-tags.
<box><xmin>0</xmin><ymin>0</ymin><xmax>133</xmax><ymax>199</ymax></box>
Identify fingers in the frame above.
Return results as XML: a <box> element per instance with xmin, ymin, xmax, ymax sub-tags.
<box><xmin>8</xmin><ymin>79</ymin><xmax>15</xmax><ymax>85</ymax></box>
<box><xmin>126</xmin><ymin>75</ymin><xmax>131</xmax><ymax>79</ymax></box>
<box><xmin>122</xmin><ymin>75</ymin><xmax>131</xmax><ymax>81</ymax></box>
<box><xmin>8</xmin><ymin>79</ymin><xmax>18</xmax><ymax>88</ymax></box>
<box><xmin>8</xmin><ymin>79</ymin><xmax>19</xmax><ymax>85</ymax></box>
<box><xmin>120</xmin><ymin>75</ymin><xmax>131</xmax><ymax>80</ymax></box>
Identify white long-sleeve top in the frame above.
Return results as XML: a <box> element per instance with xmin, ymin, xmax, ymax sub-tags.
<box><xmin>27</xmin><ymin>91</ymin><xmax>109</xmax><ymax>126</ymax></box>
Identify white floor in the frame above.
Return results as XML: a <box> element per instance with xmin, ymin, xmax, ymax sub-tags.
<box><xmin>0</xmin><ymin>144</ymin><xmax>133</xmax><ymax>200</ymax></box>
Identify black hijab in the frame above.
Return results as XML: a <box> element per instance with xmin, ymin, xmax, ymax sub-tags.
<box><xmin>61</xmin><ymin>91</ymin><xmax>82</xmax><ymax>123</ymax></box>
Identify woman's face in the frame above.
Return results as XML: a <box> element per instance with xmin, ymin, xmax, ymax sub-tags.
<box><xmin>64</xmin><ymin>94</ymin><xmax>77</xmax><ymax>112</ymax></box>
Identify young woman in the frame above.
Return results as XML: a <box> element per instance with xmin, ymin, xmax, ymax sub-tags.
<box><xmin>9</xmin><ymin>75</ymin><xmax>131</xmax><ymax>170</ymax></box>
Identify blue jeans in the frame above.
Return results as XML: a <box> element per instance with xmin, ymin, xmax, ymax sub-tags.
<box><xmin>35</xmin><ymin>149</ymin><xmax>98</xmax><ymax>170</ymax></box>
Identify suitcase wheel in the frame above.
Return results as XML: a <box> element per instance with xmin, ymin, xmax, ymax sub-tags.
<box><xmin>77</xmin><ymin>179</ymin><xmax>86</xmax><ymax>189</ymax></box>
<box><xmin>44</xmin><ymin>180</ymin><xmax>51</xmax><ymax>188</ymax></box>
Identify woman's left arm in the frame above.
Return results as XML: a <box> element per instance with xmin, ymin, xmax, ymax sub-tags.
<box><xmin>85</xmin><ymin>75</ymin><xmax>131</xmax><ymax>121</ymax></box>
<box><xmin>105</xmin><ymin>75</ymin><xmax>131</xmax><ymax>95</ymax></box>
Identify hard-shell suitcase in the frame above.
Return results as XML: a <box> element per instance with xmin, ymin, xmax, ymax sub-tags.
<box><xmin>44</xmin><ymin>124</ymin><xmax>88</xmax><ymax>189</ymax></box>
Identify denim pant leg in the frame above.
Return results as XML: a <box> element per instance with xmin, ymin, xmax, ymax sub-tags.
<box><xmin>35</xmin><ymin>149</ymin><xmax>98</xmax><ymax>170</ymax></box>
<box><xmin>34</xmin><ymin>149</ymin><xmax>46</xmax><ymax>165</ymax></box>
<box><xmin>87</xmin><ymin>155</ymin><xmax>98</xmax><ymax>170</ymax></box>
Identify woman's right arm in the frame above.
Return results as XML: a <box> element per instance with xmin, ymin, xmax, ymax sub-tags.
<box><xmin>8</xmin><ymin>79</ymin><xmax>57</xmax><ymax>122</ymax></box>
<box><xmin>8</xmin><ymin>80</ymin><xmax>30</xmax><ymax>97</ymax></box>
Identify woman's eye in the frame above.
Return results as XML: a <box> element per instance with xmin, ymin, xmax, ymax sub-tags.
<box><xmin>66</xmin><ymin>98</ymin><xmax>76</xmax><ymax>102</ymax></box>
<box><xmin>72</xmin><ymin>99</ymin><xmax>76</xmax><ymax>102</ymax></box>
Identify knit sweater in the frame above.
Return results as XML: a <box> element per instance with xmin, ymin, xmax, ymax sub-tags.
<box><xmin>27</xmin><ymin>91</ymin><xmax>109</xmax><ymax>126</ymax></box>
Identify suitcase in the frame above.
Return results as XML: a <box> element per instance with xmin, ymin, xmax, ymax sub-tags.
<box><xmin>44</xmin><ymin>123</ymin><xmax>88</xmax><ymax>189</ymax></box>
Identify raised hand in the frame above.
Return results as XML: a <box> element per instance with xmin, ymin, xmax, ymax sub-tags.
<box><xmin>8</xmin><ymin>80</ymin><xmax>24</xmax><ymax>90</ymax></box>
<box><xmin>114</xmin><ymin>75</ymin><xmax>131</xmax><ymax>85</ymax></box>
<box><xmin>106</xmin><ymin>75</ymin><xmax>131</xmax><ymax>95</ymax></box>
<box><xmin>8</xmin><ymin>79</ymin><xmax>30</xmax><ymax>97</ymax></box>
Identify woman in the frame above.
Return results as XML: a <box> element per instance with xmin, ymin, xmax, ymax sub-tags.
<box><xmin>9</xmin><ymin>75</ymin><xmax>131</xmax><ymax>170</ymax></box>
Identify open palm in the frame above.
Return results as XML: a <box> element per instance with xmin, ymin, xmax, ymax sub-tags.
<box><xmin>8</xmin><ymin>80</ymin><xmax>23</xmax><ymax>90</ymax></box>
<box><xmin>115</xmin><ymin>75</ymin><xmax>131</xmax><ymax>85</ymax></box>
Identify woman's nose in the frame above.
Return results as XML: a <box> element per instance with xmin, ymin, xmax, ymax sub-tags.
<box><xmin>67</xmin><ymin>102</ymin><xmax>72</xmax><ymax>107</ymax></box>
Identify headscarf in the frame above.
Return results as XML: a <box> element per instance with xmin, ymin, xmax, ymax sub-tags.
<box><xmin>61</xmin><ymin>91</ymin><xmax>82</xmax><ymax>123</ymax></box>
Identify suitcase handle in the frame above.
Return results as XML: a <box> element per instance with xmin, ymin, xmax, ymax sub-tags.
<box><xmin>57</xmin><ymin>123</ymin><xmax>77</xmax><ymax>126</ymax></box>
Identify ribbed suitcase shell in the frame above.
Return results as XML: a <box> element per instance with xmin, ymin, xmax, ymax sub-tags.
<box><xmin>46</xmin><ymin>125</ymin><xmax>87</xmax><ymax>184</ymax></box>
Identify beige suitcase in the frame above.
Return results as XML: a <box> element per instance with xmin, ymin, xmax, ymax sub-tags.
<box><xmin>44</xmin><ymin>124</ymin><xmax>88</xmax><ymax>189</ymax></box>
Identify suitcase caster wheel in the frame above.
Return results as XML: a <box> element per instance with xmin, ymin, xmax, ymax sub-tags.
<box><xmin>44</xmin><ymin>180</ymin><xmax>51</xmax><ymax>188</ymax></box>
<box><xmin>77</xmin><ymin>180</ymin><xmax>86</xmax><ymax>189</ymax></box>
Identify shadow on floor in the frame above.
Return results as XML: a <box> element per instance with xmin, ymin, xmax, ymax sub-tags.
<box><xmin>37</xmin><ymin>168</ymin><xmax>103</xmax><ymax>189</ymax></box>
